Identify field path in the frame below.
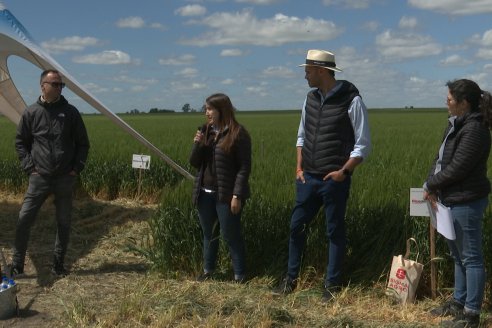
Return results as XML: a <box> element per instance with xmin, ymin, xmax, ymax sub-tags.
<box><xmin>0</xmin><ymin>192</ymin><xmax>155</xmax><ymax>327</ymax></box>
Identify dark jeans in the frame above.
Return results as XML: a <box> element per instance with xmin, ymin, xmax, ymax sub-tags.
<box><xmin>13</xmin><ymin>173</ymin><xmax>76</xmax><ymax>268</ymax></box>
<box><xmin>197</xmin><ymin>190</ymin><xmax>246</xmax><ymax>277</ymax></box>
<box><xmin>287</xmin><ymin>173</ymin><xmax>351</xmax><ymax>287</ymax></box>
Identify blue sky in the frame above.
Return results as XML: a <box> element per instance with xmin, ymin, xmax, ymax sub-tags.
<box><xmin>3</xmin><ymin>0</ymin><xmax>492</xmax><ymax>113</ymax></box>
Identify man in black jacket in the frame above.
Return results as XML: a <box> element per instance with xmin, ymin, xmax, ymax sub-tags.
<box><xmin>11</xmin><ymin>69</ymin><xmax>90</xmax><ymax>277</ymax></box>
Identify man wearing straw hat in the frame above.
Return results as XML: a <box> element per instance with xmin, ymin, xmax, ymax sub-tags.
<box><xmin>273</xmin><ymin>50</ymin><xmax>371</xmax><ymax>301</ymax></box>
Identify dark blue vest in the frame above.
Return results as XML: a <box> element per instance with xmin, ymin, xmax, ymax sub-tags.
<box><xmin>302</xmin><ymin>80</ymin><xmax>359</xmax><ymax>174</ymax></box>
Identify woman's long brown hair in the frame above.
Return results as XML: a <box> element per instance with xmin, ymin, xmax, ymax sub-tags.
<box><xmin>205</xmin><ymin>93</ymin><xmax>241</xmax><ymax>153</ymax></box>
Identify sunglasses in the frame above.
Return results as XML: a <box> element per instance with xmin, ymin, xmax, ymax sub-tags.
<box><xmin>43</xmin><ymin>81</ymin><xmax>66</xmax><ymax>88</ymax></box>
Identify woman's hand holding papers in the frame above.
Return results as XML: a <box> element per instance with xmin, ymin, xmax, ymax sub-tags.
<box><xmin>423</xmin><ymin>191</ymin><xmax>438</xmax><ymax>211</ymax></box>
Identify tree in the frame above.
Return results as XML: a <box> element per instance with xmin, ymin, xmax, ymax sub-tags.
<box><xmin>182</xmin><ymin>103</ymin><xmax>191</xmax><ymax>113</ymax></box>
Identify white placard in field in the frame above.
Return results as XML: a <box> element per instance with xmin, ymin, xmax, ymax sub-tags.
<box><xmin>132</xmin><ymin>154</ymin><xmax>151</xmax><ymax>170</ymax></box>
<box><xmin>409</xmin><ymin>188</ymin><xmax>430</xmax><ymax>217</ymax></box>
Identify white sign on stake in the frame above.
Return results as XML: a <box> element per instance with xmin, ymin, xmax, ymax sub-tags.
<box><xmin>132</xmin><ymin>154</ymin><xmax>151</xmax><ymax>170</ymax></box>
<box><xmin>409</xmin><ymin>188</ymin><xmax>430</xmax><ymax>217</ymax></box>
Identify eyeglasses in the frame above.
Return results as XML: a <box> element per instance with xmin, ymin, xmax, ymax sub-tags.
<box><xmin>43</xmin><ymin>81</ymin><xmax>66</xmax><ymax>88</ymax></box>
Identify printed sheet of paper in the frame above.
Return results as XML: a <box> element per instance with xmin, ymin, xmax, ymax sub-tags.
<box><xmin>426</xmin><ymin>201</ymin><xmax>456</xmax><ymax>240</ymax></box>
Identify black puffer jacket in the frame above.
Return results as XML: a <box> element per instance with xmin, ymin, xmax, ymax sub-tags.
<box><xmin>190</xmin><ymin>125</ymin><xmax>251</xmax><ymax>205</ymax></box>
<box><xmin>426</xmin><ymin>111</ymin><xmax>491</xmax><ymax>205</ymax></box>
<box><xmin>15</xmin><ymin>95</ymin><xmax>90</xmax><ymax>176</ymax></box>
<box><xmin>302</xmin><ymin>80</ymin><xmax>358</xmax><ymax>174</ymax></box>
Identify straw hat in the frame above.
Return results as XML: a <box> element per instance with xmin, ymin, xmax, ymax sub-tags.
<box><xmin>299</xmin><ymin>49</ymin><xmax>342</xmax><ymax>72</ymax></box>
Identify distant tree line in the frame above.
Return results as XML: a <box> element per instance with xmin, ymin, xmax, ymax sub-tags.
<box><xmin>125</xmin><ymin>104</ymin><xmax>206</xmax><ymax>114</ymax></box>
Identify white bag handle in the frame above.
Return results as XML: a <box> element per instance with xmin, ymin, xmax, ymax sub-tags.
<box><xmin>403</xmin><ymin>238</ymin><xmax>420</xmax><ymax>262</ymax></box>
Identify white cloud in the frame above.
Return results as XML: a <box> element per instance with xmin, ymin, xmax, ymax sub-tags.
<box><xmin>190</xmin><ymin>83</ymin><xmax>207</xmax><ymax>89</ymax></box>
<box><xmin>477</xmin><ymin>48</ymin><xmax>492</xmax><ymax>60</ymax></box>
<box><xmin>158</xmin><ymin>54</ymin><xmax>196</xmax><ymax>65</ymax></box>
<box><xmin>482</xmin><ymin>30</ymin><xmax>492</xmax><ymax>46</ymax></box>
<box><xmin>470</xmin><ymin>30</ymin><xmax>492</xmax><ymax>59</ymax></box>
<box><xmin>408</xmin><ymin>0</ymin><xmax>492</xmax><ymax>15</ymax></box>
<box><xmin>398</xmin><ymin>16</ymin><xmax>418</xmax><ymax>29</ymax></box>
<box><xmin>175</xmin><ymin>67</ymin><xmax>198</xmax><ymax>77</ymax></box>
<box><xmin>150</xmin><ymin>22</ymin><xmax>166</xmax><ymax>30</ymax></box>
<box><xmin>327</xmin><ymin>46</ymin><xmax>448</xmax><ymax>108</ymax></box>
<box><xmin>262</xmin><ymin>66</ymin><xmax>296</xmax><ymax>78</ymax></box>
<box><xmin>180</xmin><ymin>10</ymin><xmax>343</xmax><ymax>46</ymax></box>
<box><xmin>322</xmin><ymin>0</ymin><xmax>373</xmax><ymax>9</ymax></box>
<box><xmin>246</xmin><ymin>86</ymin><xmax>267</xmax><ymax>97</ymax></box>
<box><xmin>170</xmin><ymin>81</ymin><xmax>206</xmax><ymax>91</ymax></box>
<box><xmin>116</xmin><ymin>16</ymin><xmax>145</xmax><ymax>28</ymax></box>
<box><xmin>112</xmin><ymin>75</ymin><xmax>159</xmax><ymax>85</ymax></box>
<box><xmin>73</xmin><ymin>50</ymin><xmax>133</xmax><ymax>65</ymax></box>
<box><xmin>439</xmin><ymin>54</ymin><xmax>471</xmax><ymax>66</ymax></box>
<box><xmin>362</xmin><ymin>21</ymin><xmax>379</xmax><ymax>32</ymax></box>
<box><xmin>41</xmin><ymin>36</ymin><xmax>101</xmax><ymax>54</ymax></box>
<box><xmin>235</xmin><ymin>0</ymin><xmax>281</xmax><ymax>4</ymax></box>
<box><xmin>409</xmin><ymin>76</ymin><xmax>427</xmax><ymax>84</ymax></box>
<box><xmin>174</xmin><ymin>5</ymin><xmax>207</xmax><ymax>16</ymax></box>
<box><xmin>221</xmin><ymin>78</ymin><xmax>234</xmax><ymax>85</ymax></box>
<box><xmin>470</xmin><ymin>30</ymin><xmax>492</xmax><ymax>60</ymax></box>
<box><xmin>220</xmin><ymin>49</ymin><xmax>244</xmax><ymax>56</ymax></box>
<box><xmin>131</xmin><ymin>85</ymin><xmax>148</xmax><ymax>92</ymax></box>
<box><xmin>471</xmin><ymin>29</ymin><xmax>492</xmax><ymax>47</ymax></box>
<box><xmin>376</xmin><ymin>30</ymin><xmax>442</xmax><ymax>59</ymax></box>
<box><xmin>83</xmin><ymin>82</ymin><xmax>109</xmax><ymax>94</ymax></box>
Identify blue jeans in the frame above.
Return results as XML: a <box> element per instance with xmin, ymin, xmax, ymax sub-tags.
<box><xmin>197</xmin><ymin>190</ymin><xmax>246</xmax><ymax>277</ymax></box>
<box><xmin>13</xmin><ymin>173</ymin><xmax>76</xmax><ymax>268</ymax></box>
<box><xmin>287</xmin><ymin>173</ymin><xmax>351</xmax><ymax>287</ymax></box>
<box><xmin>447</xmin><ymin>197</ymin><xmax>488</xmax><ymax>314</ymax></box>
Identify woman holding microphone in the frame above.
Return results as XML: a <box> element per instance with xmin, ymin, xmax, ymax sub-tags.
<box><xmin>189</xmin><ymin>93</ymin><xmax>251</xmax><ymax>283</ymax></box>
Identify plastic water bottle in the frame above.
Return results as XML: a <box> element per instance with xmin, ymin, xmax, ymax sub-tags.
<box><xmin>0</xmin><ymin>278</ymin><xmax>8</xmax><ymax>292</ymax></box>
<box><xmin>8</xmin><ymin>279</ymin><xmax>15</xmax><ymax>288</ymax></box>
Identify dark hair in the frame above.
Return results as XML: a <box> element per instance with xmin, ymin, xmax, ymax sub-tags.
<box><xmin>40</xmin><ymin>69</ymin><xmax>61</xmax><ymax>84</ymax></box>
<box><xmin>205</xmin><ymin>93</ymin><xmax>245</xmax><ymax>153</ymax></box>
<box><xmin>447</xmin><ymin>79</ymin><xmax>492</xmax><ymax>129</ymax></box>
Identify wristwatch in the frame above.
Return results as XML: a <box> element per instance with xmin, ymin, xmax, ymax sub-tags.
<box><xmin>342</xmin><ymin>168</ymin><xmax>352</xmax><ymax>177</ymax></box>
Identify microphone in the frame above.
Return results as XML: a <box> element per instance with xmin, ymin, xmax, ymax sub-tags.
<box><xmin>198</xmin><ymin>124</ymin><xmax>207</xmax><ymax>133</ymax></box>
<box><xmin>195</xmin><ymin>125</ymin><xmax>207</xmax><ymax>144</ymax></box>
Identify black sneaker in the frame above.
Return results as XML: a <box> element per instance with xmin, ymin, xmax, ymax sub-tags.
<box><xmin>430</xmin><ymin>299</ymin><xmax>464</xmax><ymax>317</ymax></box>
<box><xmin>9</xmin><ymin>263</ymin><xmax>24</xmax><ymax>278</ymax></box>
<box><xmin>272</xmin><ymin>276</ymin><xmax>297</xmax><ymax>295</ymax></box>
<box><xmin>234</xmin><ymin>275</ymin><xmax>246</xmax><ymax>284</ymax></box>
<box><xmin>196</xmin><ymin>272</ymin><xmax>212</xmax><ymax>282</ymax></box>
<box><xmin>441</xmin><ymin>311</ymin><xmax>480</xmax><ymax>328</ymax></box>
<box><xmin>321</xmin><ymin>285</ymin><xmax>342</xmax><ymax>303</ymax></box>
<box><xmin>51</xmin><ymin>264</ymin><xmax>69</xmax><ymax>277</ymax></box>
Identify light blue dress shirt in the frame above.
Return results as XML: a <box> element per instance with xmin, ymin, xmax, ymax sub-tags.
<box><xmin>296</xmin><ymin>80</ymin><xmax>371</xmax><ymax>160</ymax></box>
